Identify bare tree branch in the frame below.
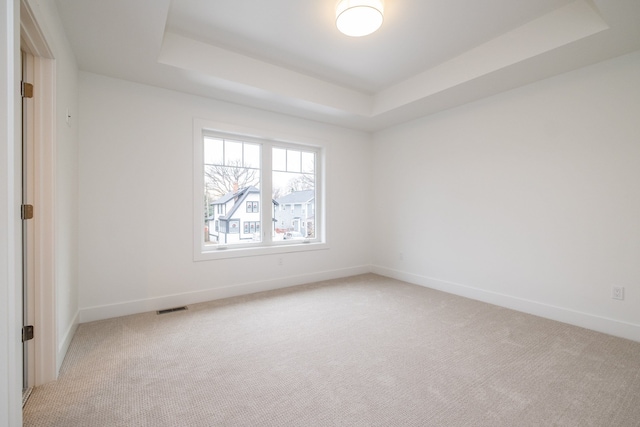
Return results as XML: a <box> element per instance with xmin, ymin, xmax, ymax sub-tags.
<box><xmin>287</xmin><ymin>174</ymin><xmax>314</xmax><ymax>193</ymax></box>
<box><xmin>205</xmin><ymin>160</ymin><xmax>259</xmax><ymax>199</ymax></box>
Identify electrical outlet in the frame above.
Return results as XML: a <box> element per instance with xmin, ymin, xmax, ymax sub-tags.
<box><xmin>612</xmin><ymin>286</ymin><xmax>625</xmax><ymax>300</ymax></box>
<box><xmin>277</xmin><ymin>257</ymin><xmax>283</xmax><ymax>266</ymax></box>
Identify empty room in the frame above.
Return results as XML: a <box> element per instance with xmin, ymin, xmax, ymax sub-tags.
<box><xmin>2</xmin><ymin>0</ymin><xmax>640</xmax><ymax>425</ymax></box>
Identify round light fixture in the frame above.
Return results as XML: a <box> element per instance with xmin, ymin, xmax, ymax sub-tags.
<box><xmin>336</xmin><ymin>0</ymin><xmax>384</xmax><ymax>37</ymax></box>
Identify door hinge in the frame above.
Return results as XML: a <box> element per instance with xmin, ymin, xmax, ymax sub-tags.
<box><xmin>21</xmin><ymin>204</ymin><xmax>34</xmax><ymax>220</ymax></box>
<box><xmin>22</xmin><ymin>325</ymin><xmax>34</xmax><ymax>342</ymax></box>
<box><xmin>21</xmin><ymin>81</ymin><xmax>34</xmax><ymax>99</ymax></box>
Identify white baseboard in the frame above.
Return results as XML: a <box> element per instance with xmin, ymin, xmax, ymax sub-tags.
<box><xmin>57</xmin><ymin>311</ymin><xmax>79</xmax><ymax>373</ymax></box>
<box><xmin>79</xmin><ymin>265</ymin><xmax>371</xmax><ymax>323</ymax></box>
<box><xmin>372</xmin><ymin>265</ymin><xmax>640</xmax><ymax>343</ymax></box>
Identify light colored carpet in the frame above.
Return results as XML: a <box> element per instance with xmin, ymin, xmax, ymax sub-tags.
<box><xmin>24</xmin><ymin>274</ymin><xmax>640</xmax><ymax>426</ymax></box>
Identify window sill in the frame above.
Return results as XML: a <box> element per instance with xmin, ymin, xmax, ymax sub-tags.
<box><xmin>194</xmin><ymin>241</ymin><xmax>329</xmax><ymax>261</ymax></box>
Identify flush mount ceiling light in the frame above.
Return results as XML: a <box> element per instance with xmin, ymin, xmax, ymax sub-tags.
<box><xmin>336</xmin><ymin>0</ymin><xmax>384</xmax><ymax>37</ymax></box>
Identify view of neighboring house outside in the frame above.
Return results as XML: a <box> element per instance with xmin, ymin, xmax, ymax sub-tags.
<box><xmin>275</xmin><ymin>189</ymin><xmax>315</xmax><ymax>239</ymax></box>
<box><xmin>200</xmin><ymin>134</ymin><xmax>319</xmax><ymax>251</ymax></box>
<box><xmin>207</xmin><ymin>186</ymin><xmax>263</xmax><ymax>245</ymax></box>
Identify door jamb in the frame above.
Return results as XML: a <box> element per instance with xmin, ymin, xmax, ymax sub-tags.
<box><xmin>20</xmin><ymin>0</ymin><xmax>57</xmax><ymax>386</ymax></box>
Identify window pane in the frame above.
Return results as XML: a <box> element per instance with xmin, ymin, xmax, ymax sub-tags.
<box><xmin>272</xmin><ymin>171</ymin><xmax>287</xmax><ymax>197</ymax></box>
<box><xmin>204</xmin><ymin>137</ymin><xmax>262</xmax><ymax>247</ymax></box>
<box><xmin>287</xmin><ymin>149</ymin><xmax>301</xmax><ymax>173</ymax></box>
<box><xmin>272</xmin><ymin>147</ymin><xmax>316</xmax><ymax>242</ymax></box>
<box><xmin>273</xmin><ymin>147</ymin><xmax>286</xmax><ymax>172</ymax></box>
<box><xmin>224</xmin><ymin>140</ymin><xmax>243</xmax><ymax>166</ymax></box>
<box><xmin>204</xmin><ymin>137</ymin><xmax>223</xmax><ymax>165</ymax></box>
<box><xmin>302</xmin><ymin>152</ymin><xmax>315</xmax><ymax>174</ymax></box>
<box><xmin>244</xmin><ymin>143</ymin><xmax>260</xmax><ymax>168</ymax></box>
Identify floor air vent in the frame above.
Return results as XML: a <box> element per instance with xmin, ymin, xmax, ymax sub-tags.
<box><xmin>157</xmin><ymin>306</ymin><xmax>188</xmax><ymax>315</ymax></box>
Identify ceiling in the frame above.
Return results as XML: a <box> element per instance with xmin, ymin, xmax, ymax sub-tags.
<box><xmin>54</xmin><ymin>0</ymin><xmax>640</xmax><ymax>131</ymax></box>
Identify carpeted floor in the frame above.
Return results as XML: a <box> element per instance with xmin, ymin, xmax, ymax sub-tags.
<box><xmin>23</xmin><ymin>274</ymin><xmax>640</xmax><ymax>426</ymax></box>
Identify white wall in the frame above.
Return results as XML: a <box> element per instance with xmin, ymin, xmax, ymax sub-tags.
<box><xmin>77</xmin><ymin>72</ymin><xmax>373</xmax><ymax>321</ymax></box>
<box><xmin>372</xmin><ymin>51</ymin><xmax>640</xmax><ymax>341</ymax></box>
<box><xmin>1</xmin><ymin>0</ymin><xmax>22</xmax><ymax>424</ymax></box>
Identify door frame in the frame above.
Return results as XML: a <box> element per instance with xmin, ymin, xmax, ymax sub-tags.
<box><xmin>2</xmin><ymin>0</ymin><xmax>21</xmax><ymax>424</ymax></box>
<box><xmin>22</xmin><ymin>45</ymin><xmax>36</xmax><ymax>394</ymax></box>
<box><xmin>20</xmin><ymin>0</ymin><xmax>57</xmax><ymax>386</ymax></box>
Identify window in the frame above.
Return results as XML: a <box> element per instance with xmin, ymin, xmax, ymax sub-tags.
<box><xmin>246</xmin><ymin>201</ymin><xmax>259</xmax><ymax>213</ymax></box>
<box><xmin>194</xmin><ymin>120</ymin><xmax>325</xmax><ymax>260</ymax></box>
<box><xmin>244</xmin><ymin>221</ymin><xmax>260</xmax><ymax>234</ymax></box>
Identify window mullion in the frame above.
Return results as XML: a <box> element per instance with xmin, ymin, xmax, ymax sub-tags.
<box><xmin>262</xmin><ymin>144</ymin><xmax>273</xmax><ymax>244</ymax></box>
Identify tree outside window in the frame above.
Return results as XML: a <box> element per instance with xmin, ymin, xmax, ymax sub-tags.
<box><xmin>195</xmin><ymin>124</ymin><xmax>323</xmax><ymax>258</ymax></box>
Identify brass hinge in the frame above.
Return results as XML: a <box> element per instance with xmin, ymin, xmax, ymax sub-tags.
<box><xmin>22</xmin><ymin>325</ymin><xmax>34</xmax><ymax>342</ymax></box>
<box><xmin>21</xmin><ymin>81</ymin><xmax>34</xmax><ymax>98</ymax></box>
<box><xmin>21</xmin><ymin>204</ymin><xmax>34</xmax><ymax>220</ymax></box>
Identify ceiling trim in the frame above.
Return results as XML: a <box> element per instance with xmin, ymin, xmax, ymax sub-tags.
<box><xmin>159</xmin><ymin>32</ymin><xmax>373</xmax><ymax>117</ymax></box>
<box><xmin>374</xmin><ymin>0</ymin><xmax>608</xmax><ymax>115</ymax></box>
<box><xmin>158</xmin><ymin>1</ymin><xmax>607</xmax><ymax>123</ymax></box>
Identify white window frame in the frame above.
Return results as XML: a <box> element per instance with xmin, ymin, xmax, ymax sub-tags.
<box><xmin>193</xmin><ymin>119</ymin><xmax>327</xmax><ymax>261</ymax></box>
